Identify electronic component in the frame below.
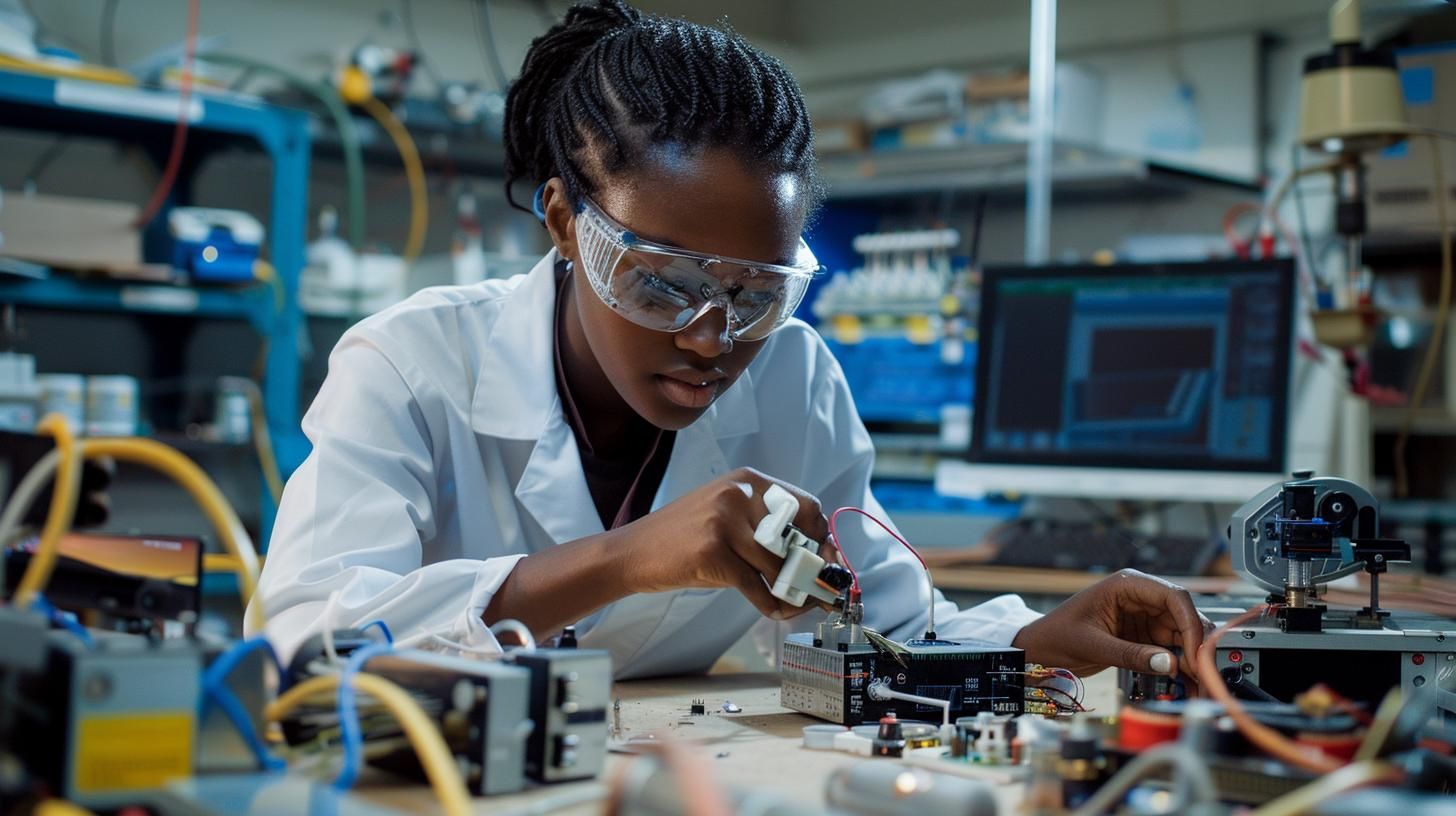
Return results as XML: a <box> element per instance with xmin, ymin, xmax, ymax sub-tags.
<box><xmin>755</xmin><ymin>483</ymin><xmax>851</xmax><ymax>606</ymax></box>
<box><xmin>871</xmin><ymin>714</ymin><xmax>906</xmax><ymax>757</ymax></box>
<box><xmin>781</xmin><ymin>631</ymin><xmax>1025</xmax><ymax>726</ymax></box>
<box><xmin>4</xmin><ymin>532</ymin><xmax>203</xmax><ymax>626</ymax></box>
<box><xmin>166</xmin><ymin>207</ymin><xmax>263</xmax><ymax>283</ymax></box>
<box><xmin>1225</xmin><ymin>474</ymin><xmax>1456</xmax><ymax>721</ymax></box>
<box><xmin>7</xmin><ymin>627</ymin><xmax>202</xmax><ymax>809</ymax></box>
<box><xmin>689</xmin><ymin>699</ymin><xmax>706</xmax><ymax>716</ymax></box>
<box><xmin>282</xmin><ymin>648</ymin><xmax>532</xmax><ymax>796</ymax></box>
<box><xmin>503</xmin><ymin>647</ymin><xmax>611</xmax><ymax>784</ymax></box>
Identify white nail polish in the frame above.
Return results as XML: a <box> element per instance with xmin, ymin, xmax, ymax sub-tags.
<box><xmin>1150</xmin><ymin>652</ymin><xmax>1173</xmax><ymax>674</ymax></box>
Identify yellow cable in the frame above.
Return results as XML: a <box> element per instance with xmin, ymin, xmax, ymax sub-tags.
<box><xmin>80</xmin><ymin>437</ymin><xmax>263</xmax><ymax>631</ymax></box>
<box><xmin>16</xmin><ymin>414</ymin><xmax>83</xmax><ymax>610</ymax></box>
<box><xmin>266</xmin><ymin>673</ymin><xmax>472</xmax><ymax>816</ymax></box>
<box><xmin>203</xmin><ymin>553</ymin><xmax>247</xmax><ymax>574</ymax></box>
<box><xmin>357</xmin><ymin>95</ymin><xmax>428</xmax><ymax>264</ymax></box>
<box><xmin>1394</xmin><ymin>133</ymin><xmax>1453</xmax><ymax>498</ymax></box>
<box><xmin>0</xmin><ymin>54</ymin><xmax>135</xmax><ymax>86</ymax></box>
<box><xmin>249</xmin><ymin>389</ymin><xmax>285</xmax><ymax>504</ymax></box>
<box><xmin>1248</xmin><ymin>760</ymin><xmax>1403</xmax><ymax>816</ymax></box>
<box><xmin>32</xmin><ymin>800</ymin><xmax>99</xmax><ymax>816</ymax></box>
<box><xmin>253</xmin><ymin>259</ymin><xmax>285</xmax><ymax>314</ymax></box>
<box><xmin>221</xmin><ymin>374</ymin><xmax>285</xmax><ymax>505</ymax></box>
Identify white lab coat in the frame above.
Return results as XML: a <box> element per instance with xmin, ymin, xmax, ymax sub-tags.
<box><xmin>249</xmin><ymin>251</ymin><xmax>1039</xmax><ymax>677</ymax></box>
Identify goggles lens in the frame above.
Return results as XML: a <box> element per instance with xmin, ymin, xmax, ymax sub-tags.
<box><xmin>574</xmin><ymin>198</ymin><xmax>818</xmax><ymax>342</ymax></box>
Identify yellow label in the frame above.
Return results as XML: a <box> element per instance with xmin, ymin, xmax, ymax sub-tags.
<box><xmin>831</xmin><ymin>314</ymin><xmax>864</xmax><ymax>345</ymax></box>
<box><xmin>905</xmin><ymin>314</ymin><xmax>935</xmax><ymax>345</ymax></box>
<box><xmin>75</xmin><ymin>712</ymin><xmax>194</xmax><ymax>793</ymax></box>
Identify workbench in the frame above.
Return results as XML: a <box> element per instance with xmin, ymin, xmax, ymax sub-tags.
<box><xmin>358</xmin><ymin>671</ymin><xmax>1120</xmax><ymax>815</ymax></box>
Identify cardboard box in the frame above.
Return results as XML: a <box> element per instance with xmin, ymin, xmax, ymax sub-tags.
<box><xmin>1367</xmin><ymin>44</ymin><xmax>1456</xmax><ymax>239</ymax></box>
<box><xmin>0</xmin><ymin>193</ymin><xmax>170</xmax><ymax>280</ymax></box>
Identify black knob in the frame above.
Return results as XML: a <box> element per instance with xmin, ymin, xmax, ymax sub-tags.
<box><xmin>818</xmin><ymin>563</ymin><xmax>854</xmax><ymax>592</ymax></box>
<box><xmin>1292</xmin><ymin>469</ymin><xmax>1315</xmax><ymax>480</ymax></box>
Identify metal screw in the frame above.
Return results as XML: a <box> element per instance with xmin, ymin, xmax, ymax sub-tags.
<box><xmin>82</xmin><ymin>671</ymin><xmax>113</xmax><ymax>702</ymax></box>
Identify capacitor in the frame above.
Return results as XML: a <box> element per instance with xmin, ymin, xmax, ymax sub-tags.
<box><xmin>559</xmin><ymin>625</ymin><xmax>578</xmax><ymax>648</ymax></box>
<box><xmin>1058</xmin><ymin>717</ymin><xmax>1104</xmax><ymax>807</ymax></box>
<box><xmin>872</xmin><ymin>712</ymin><xmax>906</xmax><ymax>758</ymax></box>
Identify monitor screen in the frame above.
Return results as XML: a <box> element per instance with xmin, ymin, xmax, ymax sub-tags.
<box><xmin>971</xmin><ymin>260</ymin><xmax>1294</xmax><ymax>474</ymax></box>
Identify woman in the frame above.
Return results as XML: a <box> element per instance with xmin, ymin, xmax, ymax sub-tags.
<box><xmin>251</xmin><ymin>0</ymin><xmax>1207</xmax><ymax>683</ymax></box>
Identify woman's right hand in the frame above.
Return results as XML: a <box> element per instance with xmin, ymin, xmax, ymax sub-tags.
<box><xmin>614</xmin><ymin>466</ymin><xmax>833</xmax><ymax>620</ymax></box>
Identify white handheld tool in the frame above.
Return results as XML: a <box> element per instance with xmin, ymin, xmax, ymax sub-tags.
<box><xmin>753</xmin><ymin>484</ymin><xmax>841</xmax><ymax>607</ymax></box>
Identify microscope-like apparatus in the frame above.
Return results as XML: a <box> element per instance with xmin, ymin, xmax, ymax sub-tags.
<box><xmin>1211</xmin><ymin>473</ymin><xmax>1455</xmax><ymax>721</ymax></box>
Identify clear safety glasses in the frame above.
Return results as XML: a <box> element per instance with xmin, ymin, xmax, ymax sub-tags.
<box><xmin>572</xmin><ymin>197</ymin><xmax>822</xmax><ymax>343</ymax></box>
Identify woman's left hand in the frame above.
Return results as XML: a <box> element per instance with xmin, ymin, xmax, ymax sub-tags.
<box><xmin>1011</xmin><ymin>569</ymin><xmax>1212</xmax><ymax>683</ymax></box>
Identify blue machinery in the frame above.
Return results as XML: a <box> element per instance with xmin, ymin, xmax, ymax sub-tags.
<box><xmin>0</xmin><ymin>68</ymin><xmax>311</xmax><ymax>542</ymax></box>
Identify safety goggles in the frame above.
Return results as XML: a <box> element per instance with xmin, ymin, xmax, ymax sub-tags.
<box><xmin>571</xmin><ymin>196</ymin><xmax>822</xmax><ymax>343</ymax></box>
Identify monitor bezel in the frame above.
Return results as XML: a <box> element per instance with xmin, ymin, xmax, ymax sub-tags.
<box><xmin>969</xmin><ymin>258</ymin><xmax>1295</xmax><ymax>475</ymax></box>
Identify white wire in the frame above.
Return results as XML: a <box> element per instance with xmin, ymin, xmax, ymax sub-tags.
<box><xmin>488</xmin><ymin>619</ymin><xmax>536</xmax><ymax>651</ymax></box>
<box><xmin>422</xmin><ymin>634</ymin><xmax>509</xmax><ymax>656</ymax></box>
<box><xmin>0</xmin><ymin>448</ymin><xmax>61</xmax><ymax>556</ymax></box>
<box><xmin>320</xmin><ymin>590</ymin><xmax>342</xmax><ymax>664</ymax></box>
<box><xmin>867</xmin><ymin>679</ymin><xmax>951</xmax><ymax>732</ymax></box>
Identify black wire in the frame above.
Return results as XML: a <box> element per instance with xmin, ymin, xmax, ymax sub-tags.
<box><xmin>22</xmin><ymin>139</ymin><xmax>70</xmax><ymax>189</ymax></box>
<box><xmin>400</xmin><ymin>0</ymin><xmax>444</xmax><ymax>89</ymax></box>
<box><xmin>478</xmin><ymin>0</ymin><xmax>512</xmax><ymax>92</ymax></box>
<box><xmin>968</xmin><ymin>192</ymin><xmax>988</xmax><ymax>267</ymax></box>
<box><xmin>100</xmin><ymin>0</ymin><xmax>120</xmax><ymax>67</ymax></box>
<box><xmin>1291</xmin><ymin>144</ymin><xmax>1319</xmax><ymax>287</ymax></box>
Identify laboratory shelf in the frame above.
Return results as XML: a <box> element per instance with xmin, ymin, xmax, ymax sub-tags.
<box><xmin>0</xmin><ymin>67</ymin><xmax>313</xmax><ymax>545</ymax></box>
<box><xmin>0</xmin><ymin>274</ymin><xmax>279</xmax><ymax>332</ymax></box>
<box><xmin>818</xmin><ymin>142</ymin><xmax>1259</xmax><ymax>202</ymax></box>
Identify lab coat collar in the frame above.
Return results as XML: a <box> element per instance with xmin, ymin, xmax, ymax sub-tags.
<box><xmin>470</xmin><ymin>251</ymin><xmax>561</xmax><ymax>440</ymax></box>
<box><xmin>469</xmin><ymin>250</ymin><xmax>761</xmax><ymax>443</ymax></box>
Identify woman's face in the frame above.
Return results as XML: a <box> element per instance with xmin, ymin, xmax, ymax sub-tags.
<box><xmin>545</xmin><ymin>148</ymin><xmax>809</xmax><ymax>431</ymax></box>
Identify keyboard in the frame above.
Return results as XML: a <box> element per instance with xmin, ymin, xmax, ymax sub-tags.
<box><xmin>983</xmin><ymin>519</ymin><xmax>1221</xmax><ymax>576</ymax></box>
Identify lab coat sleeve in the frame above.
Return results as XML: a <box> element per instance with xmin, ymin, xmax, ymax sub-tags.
<box><xmin>803</xmin><ymin>339</ymin><xmax>1042</xmax><ymax>646</ymax></box>
<box><xmin>246</xmin><ymin>339</ymin><xmax>524</xmax><ymax>661</ymax></box>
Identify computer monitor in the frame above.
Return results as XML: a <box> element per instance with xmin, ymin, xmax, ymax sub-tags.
<box><xmin>936</xmin><ymin>259</ymin><xmax>1295</xmax><ymax>502</ymax></box>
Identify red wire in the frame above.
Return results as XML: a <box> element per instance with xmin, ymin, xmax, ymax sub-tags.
<box><xmin>829</xmin><ymin>506</ymin><xmax>931</xmax><ymax>601</ymax></box>
<box><xmin>132</xmin><ymin>0</ymin><xmax>200</xmax><ymax>229</ymax></box>
<box><xmin>825</xmin><ymin>508</ymin><xmax>862</xmax><ymax>596</ymax></box>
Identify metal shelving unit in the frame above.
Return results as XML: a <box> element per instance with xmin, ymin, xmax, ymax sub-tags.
<box><xmin>0</xmin><ymin>67</ymin><xmax>312</xmax><ymax>544</ymax></box>
<box><xmin>818</xmin><ymin>142</ymin><xmax>1259</xmax><ymax>202</ymax></box>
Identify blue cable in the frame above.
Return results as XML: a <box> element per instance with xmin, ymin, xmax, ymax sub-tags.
<box><xmin>359</xmin><ymin>619</ymin><xmax>393</xmax><ymax>644</ymax></box>
<box><xmin>332</xmin><ymin>639</ymin><xmax>394</xmax><ymax>790</ymax></box>
<box><xmin>30</xmin><ymin>595</ymin><xmax>94</xmax><ymax>649</ymax></box>
<box><xmin>201</xmin><ymin>637</ymin><xmax>287</xmax><ymax>772</ymax></box>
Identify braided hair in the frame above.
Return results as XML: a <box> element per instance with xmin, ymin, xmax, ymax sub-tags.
<box><xmin>503</xmin><ymin>0</ymin><xmax>820</xmax><ymax>218</ymax></box>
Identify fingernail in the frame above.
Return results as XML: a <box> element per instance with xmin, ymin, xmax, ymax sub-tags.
<box><xmin>1150</xmin><ymin>652</ymin><xmax>1173</xmax><ymax>674</ymax></box>
<box><xmin>770</xmin><ymin>611</ymin><xmax>784</xmax><ymax>621</ymax></box>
